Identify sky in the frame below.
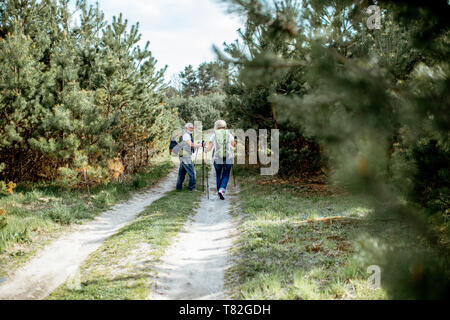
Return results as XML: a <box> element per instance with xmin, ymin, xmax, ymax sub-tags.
<box><xmin>70</xmin><ymin>0</ymin><xmax>244</xmax><ymax>83</ymax></box>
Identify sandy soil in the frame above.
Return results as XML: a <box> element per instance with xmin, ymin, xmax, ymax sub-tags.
<box><xmin>148</xmin><ymin>171</ymin><xmax>239</xmax><ymax>300</ymax></box>
<box><xmin>0</xmin><ymin>169</ymin><xmax>178</xmax><ymax>300</ymax></box>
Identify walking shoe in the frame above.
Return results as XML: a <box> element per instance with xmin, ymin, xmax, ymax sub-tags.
<box><xmin>218</xmin><ymin>192</ymin><xmax>225</xmax><ymax>200</ymax></box>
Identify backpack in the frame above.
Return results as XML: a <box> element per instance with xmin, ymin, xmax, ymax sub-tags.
<box><xmin>215</xmin><ymin>129</ymin><xmax>229</xmax><ymax>160</ymax></box>
<box><xmin>169</xmin><ymin>131</ymin><xmax>181</xmax><ymax>153</ymax></box>
<box><xmin>169</xmin><ymin>139</ymin><xmax>178</xmax><ymax>153</ymax></box>
<box><xmin>169</xmin><ymin>131</ymin><xmax>194</xmax><ymax>156</ymax></box>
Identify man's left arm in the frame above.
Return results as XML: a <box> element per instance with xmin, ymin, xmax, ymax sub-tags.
<box><xmin>187</xmin><ymin>140</ymin><xmax>202</xmax><ymax>148</ymax></box>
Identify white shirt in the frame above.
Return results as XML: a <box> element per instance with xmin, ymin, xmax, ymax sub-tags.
<box><xmin>178</xmin><ymin>132</ymin><xmax>193</xmax><ymax>163</ymax></box>
<box><xmin>182</xmin><ymin>132</ymin><xmax>192</xmax><ymax>142</ymax></box>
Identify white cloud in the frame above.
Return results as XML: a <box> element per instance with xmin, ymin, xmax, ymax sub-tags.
<box><xmin>79</xmin><ymin>0</ymin><xmax>244</xmax><ymax>80</ymax></box>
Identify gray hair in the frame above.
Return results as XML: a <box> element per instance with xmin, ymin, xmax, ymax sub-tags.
<box><xmin>214</xmin><ymin>120</ymin><xmax>227</xmax><ymax>130</ymax></box>
<box><xmin>185</xmin><ymin>123</ymin><xmax>194</xmax><ymax>129</ymax></box>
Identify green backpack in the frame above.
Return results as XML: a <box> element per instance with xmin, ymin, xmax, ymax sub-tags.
<box><xmin>215</xmin><ymin>129</ymin><xmax>229</xmax><ymax>160</ymax></box>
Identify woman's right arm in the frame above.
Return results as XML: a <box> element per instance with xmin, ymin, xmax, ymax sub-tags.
<box><xmin>231</xmin><ymin>133</ymin><xmax>237</xmax><ymax>147</ymax></box>
<box><xmin>206</xmin><ymin>141</ymin><xmax>214</xmax><ymax>153</ymax></box>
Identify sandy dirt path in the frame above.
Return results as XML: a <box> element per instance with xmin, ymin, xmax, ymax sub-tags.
<box><xmin>0</xmin><ymin>169</ymin><xmax>178</xmax><ymax>300</ymax></box>
<box><xmin>148</xmin><ymin>171</ymin><xmax>239</xmax><ymax>300</ymax></box>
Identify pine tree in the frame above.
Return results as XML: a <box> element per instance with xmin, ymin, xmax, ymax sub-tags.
<box><xmin>179</xmin><ymin>65</ymin><xmax>199</xmax><ymax>97</ymax></box>
<box><xmin>197</xmin><ymin>61</ymin><xmax>227</xmax><ymax>94</ymax></box>
<box><xmin>220</xmin><ymin>0</ymin><xmax>450</xmax><ymax>298</ymax></box>
<box><xmin>0</xmin><ymin>9</ymin><xmax>41</xmax><ymax>180</ymax></box>
<box><xmin>0</xmin><ymin>0</ymin><xmax>176</xmax><ymax>184</ymax></box>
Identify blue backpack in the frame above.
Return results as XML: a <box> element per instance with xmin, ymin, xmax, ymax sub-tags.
<box><xmin>169</xmin><ymin>132</ymin><xmax>194</xmax><ymax>155</ymax></box>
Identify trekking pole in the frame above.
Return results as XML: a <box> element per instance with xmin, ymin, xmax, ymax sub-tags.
<box><xmin>232</xmin><ymin>137</ymin><xmax>236</xmax><ymax>187</ymax></box>
<box><xmin>231</xmin><ymin>159</ymin><xmax>236</xmax><ymax>187</ymax></box>
<box><xmin>202</xmin><ymin>140</ymin><xmax>210</xmax><ymax>199</ymax></box>
<box><xmin>206</xmin><ymin>153</ymin><xmax>210</xmax><ymax>200</ymax></box>
<box><xmin>202</xmin><ymin>141</ymin><xmax>205</xmax><ymax>192</ymax></box>
<box><xmin>193</xmin><ymin>146</ymin><xmax>199</xmax><ymax>164</ymax></box>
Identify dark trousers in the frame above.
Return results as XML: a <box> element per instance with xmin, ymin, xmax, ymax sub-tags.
<box><xmin>176</xmin><ymin>161</ymin><xmax>196</xmax><ymax>191</ymax></box>
<box><xmin>214</xmin><ymin>162</ymin><xmax>232</xmax><ymax>192</ymax></box>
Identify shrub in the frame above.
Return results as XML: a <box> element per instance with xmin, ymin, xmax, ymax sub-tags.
<box><xmin>0</xmin><ymin>208</ymin><xmax>7</xmax><ymax>230</ymax></box>
<box><xmin>0</xmin><ymin>181</ymin><xmax>16</xmax><ymax>195</ymax></box>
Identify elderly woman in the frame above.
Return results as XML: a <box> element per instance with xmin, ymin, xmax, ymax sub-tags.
<box><xmin>206</xmin><ymin>120</ymin><xmax>236</xmax><ymax>200</ymax></box>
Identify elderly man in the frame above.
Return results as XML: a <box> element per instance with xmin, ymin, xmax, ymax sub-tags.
<box><xmin>175</xmin><ymin>123</ymin><xmax>202</xmax><ymax>191</ymax></box>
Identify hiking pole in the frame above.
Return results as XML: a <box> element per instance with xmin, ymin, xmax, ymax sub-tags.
<box><xmin>202</xmin><ymin>140</ymin><xmax>209</xmax><ymax>200</ymax></box>
<box><xmin>202</xmin><ymin>141</ymin><xmax>205</xmax><ymax>192</ymax></box>
<box><xmin>193</xmin><ymin>145</ymin><xmax>199</xmax><ymax>164</ymax></box>
<box><xmin>206</xmin><ymin>154</ymin><xmax>210</xmax><ymax>200</ymax></box>
<box><xmin>231</xmin><ymin>137</ymin><xmax>236</xmax><ymax>187</ymax></box>
<box><xmin>231</xmin><ymin>159</ymin><xmax>236</xmax><ymax>187</ymax></box>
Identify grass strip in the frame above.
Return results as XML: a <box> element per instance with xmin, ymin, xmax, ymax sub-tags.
<box><xmin>226</xmin><ymin>168</ymin><xmax>387</xmax><ymax>300</ymax></box>
<box><xmin>48</xmin><ymin>165</ymin><xmax>205</xmax><ymax>300</ymax></box>
<box><xmin>0</xmin><ymin>158</ymin><xmax>173</xmax><ymax>277</ymax></box>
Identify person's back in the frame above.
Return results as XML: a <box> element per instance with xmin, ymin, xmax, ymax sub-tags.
<box><xmin>206</xmin><ymin>120</ymin><xmax>236</xmax><ymax>200</ymax></box>
<box><xmin>212</xmin><ymin>128</ymin><xmax>234</xmax><ymax>165</ymax></box>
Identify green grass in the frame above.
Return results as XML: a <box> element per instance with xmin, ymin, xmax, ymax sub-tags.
<box><xmin>0</xmin><ymin>158</ymin><xmax>174</xmax><ymax>277</ymax></box>
<box><xmin>48</xmin><ymin>168</ymin><xmax>205</xmax><ymax>300</ymax></box>
<box><xmin>226</xmin><ymin>167</ymin><xmax>387</xmax><ymax>300</ymax></box>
